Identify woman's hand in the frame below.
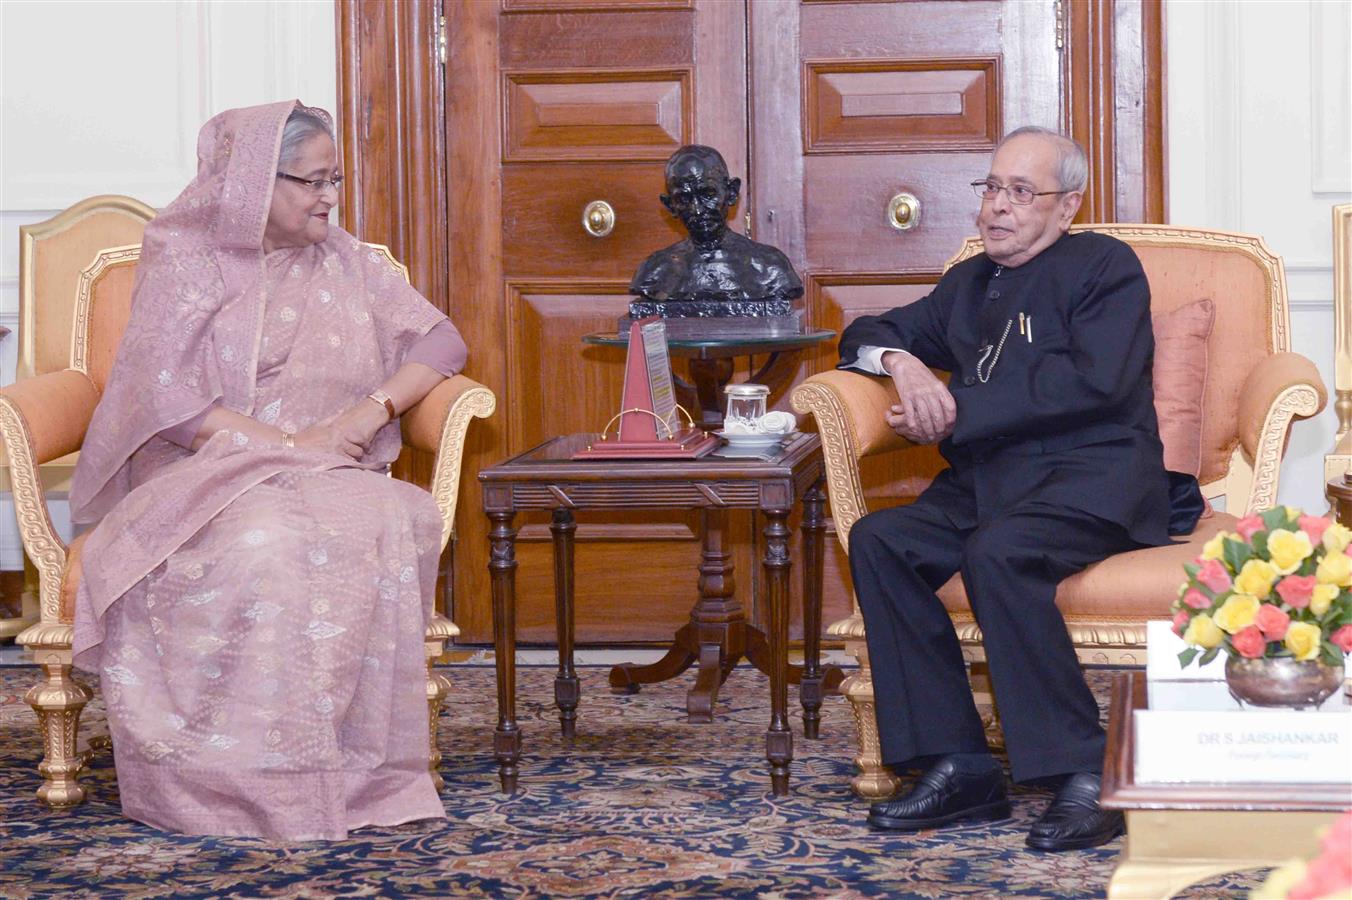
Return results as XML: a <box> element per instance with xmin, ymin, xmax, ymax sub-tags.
<box><xmin>292</xmin><ymin>400</ymin><xmax>389</xmax><ymax>459</ymax></box>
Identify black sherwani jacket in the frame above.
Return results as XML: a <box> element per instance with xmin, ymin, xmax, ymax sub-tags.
<box><xmin>839</xmin><ymin>231</ymin><xmax>1171</xmax><ymax>547</ymax></box>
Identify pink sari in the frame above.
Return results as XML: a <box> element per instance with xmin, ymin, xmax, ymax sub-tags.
<box><xmin>69</xmin><ymin>101</ymin><xmax>455</xmax><ymax>840</ymax></box>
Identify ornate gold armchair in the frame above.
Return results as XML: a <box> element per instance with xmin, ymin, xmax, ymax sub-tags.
<box><xmin>5</xmin><ymin>234</ymin><xmax>494</xmax><ymax>807</ymax></box>
<box><xmin>791</xmin><ymin>224</ymin><xmax>1327</xmax><ymax>799</ymax></box>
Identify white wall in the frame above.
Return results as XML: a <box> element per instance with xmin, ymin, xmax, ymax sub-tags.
<box><xmin>0</xmin><ymin>0</ymin><xmax>337</xmax><ymax>566</ymax></box>
<box><xmin>1167</xmin><ymin>0</ymin><xmax>1351</xmax><ymax>516</ymax></box>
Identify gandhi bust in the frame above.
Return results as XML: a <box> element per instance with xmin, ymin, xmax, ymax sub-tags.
<box><xmin>629</xmin><ymin>145</ymin><xmax>803</xmax><ymax>318</ymax></box>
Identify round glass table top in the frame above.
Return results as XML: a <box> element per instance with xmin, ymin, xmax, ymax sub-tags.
<box><xmin>582</xmin><ymin>328</ymin><xmax>836</xmax><ymax>357</ymax></box>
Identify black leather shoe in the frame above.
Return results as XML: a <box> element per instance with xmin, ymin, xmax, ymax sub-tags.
<box><xmin>1025</xmin><ymin>772</ymin><xmax>1125</xmax><ymax>851</ymax></box>
<box><xmin>867</xmin><ymin>757</ymin><xmax>1010</xmax><ymax>831</ymax></box>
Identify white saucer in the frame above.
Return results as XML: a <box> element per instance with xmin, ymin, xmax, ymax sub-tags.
<box><xmin>715</xmin><ymin>430</ymin><xmax>789</xmax><ymax>448</ymax></box>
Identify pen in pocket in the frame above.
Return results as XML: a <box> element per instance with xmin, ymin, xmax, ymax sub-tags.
<box><xmin>1026</xmin><ymin>316</ymin><xmax>1033</xmax><ymax>343</ymax></box>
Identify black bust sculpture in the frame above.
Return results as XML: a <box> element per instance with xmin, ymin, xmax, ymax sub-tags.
<box><xmin>629</xmin><ymin>145</ymin><xmax>803</xmax><ymax>322</ymax></box>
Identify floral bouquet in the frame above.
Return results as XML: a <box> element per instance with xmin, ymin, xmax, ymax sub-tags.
<box><xmin>1172</xmin><ymin>507</ymin><xmax>1352</xmax><ymax>668</ymax></box>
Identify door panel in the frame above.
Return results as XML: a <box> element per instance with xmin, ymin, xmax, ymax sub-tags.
<box><xmin>751</xmin><ymin>0</ymin><xmax>1062</xmax><ymax>628</ymax></box>
<box><xmin>447</xmin><ymin>0</ymin><xmax>748</xmax><ymax>643</ymax></box>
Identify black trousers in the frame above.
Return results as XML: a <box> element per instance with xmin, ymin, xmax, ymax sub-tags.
<box><xmin>848</xmin><ymin>468</ymin><xmax>1141</xmax><ymax>783</ymax></box>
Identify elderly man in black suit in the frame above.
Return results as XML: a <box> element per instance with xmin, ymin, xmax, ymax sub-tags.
<box><xmin>840</xmin><ymin>126</ymin><xmax>1197</xmax><ymax>851</ymax></box>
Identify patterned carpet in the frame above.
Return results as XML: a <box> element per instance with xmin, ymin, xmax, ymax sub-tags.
<box><xmin>0</xmin><ymin>664</ymin><xmax>1266</xmax><ymax>898</ymax></box>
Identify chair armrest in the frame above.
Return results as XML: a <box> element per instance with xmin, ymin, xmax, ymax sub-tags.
<box><xmin>0</xmin><ymin>370</ymin><xmax>100</xmax><ymax>465</ymax></box>
<box><xmin>401</xmin><ymin>374</ymin><xmax>496</xmax><ymax>550</ymax></box>
<box><xmin>0</xmin><ymin>370</ymin><xmax>100</xmax><ymax>633</ymax></box>
<box><xmin>1235</xmin><ymin>352</ymin><xmax>1327</xmax><ymax>511</ymax></box>
<box><xmin>792</xmin><ymin>369</ymin><xmax>914</xmax><ymax>552</ymax></box>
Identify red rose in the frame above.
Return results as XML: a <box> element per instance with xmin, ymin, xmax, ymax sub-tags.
<box><xmin>1182</xmin><ymin>588</ymin><xmax>1211</xmax><ymax>610</ymax></box>
<box><xmin>1197</xmin><ymin>559</ymin><xmax>1233</xmax><ymax>594</ymax></box>
<box><xmin>1231</xmin><ymin>625</ymin><xmax>1267</xmax><ymax>659</ymax></box>
<box><xmin>1275</xmin><ymin>574</ymin><xmax>1316</xmax><ymax>609</ymax></box>
<box><xmin>1235</xmin><ymin>514</ymin><xmax>1265</xmax><ymax>541</ymax></box>
<box><xmin>1298</xmin><ymin>515</ymin><xmax>1332</xmax><ymax>545</ymax></box>
<box><xmin>1172</xmin><ymin>609</ymin><xmax>1191</xmax><ymax>637</ymax></box>
<box><xmin>1254</xmin><ymin>603</ymin><xmax>1291</xmax><ymax>640</ymax></box>
<box><xmin>1332</xmin><ymin>624</ymin><xmax>1352</xmax><ymax>654</ymax></box>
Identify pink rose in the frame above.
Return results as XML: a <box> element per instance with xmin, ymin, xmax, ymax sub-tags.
<box><xmin>1275</xmin><ymin>574</ymin><xmax>1316</xmax><ymax>609</ymax></box>
<box><xmin>1172</xmin><ymin>609</ymin><xmax>1191</xmax><ymax>637</ymax></box>
<box><xmin>1182</xmin><ymin>589</ymin><xmax>1211</xmax><ymax>610</ymax></box>
<box><xmin>1291</xmin><ymin>849</ymin><xmax>1352</xmax><ymax>900</ymax></box>
<box><xmin>1299</xmin><ymin>515</ymin><xmax>1332</xmax><ymax>545</ymax></box>
<box><xmin>1254</xmin><ymin>603</ymin><xmax>1291</xmax><ymax>640</ymax></box>
<box><xmin>1332</xmin><ymin>624</ymin><xmax>1352</xmax><ymax>654</ymax></box>
<box><xmin>1197</xmin><ymin>559</ymin><xmax>1233</xmax><ymax>594</ymax></box>
<box><xmin>1231</xmin><ymin>625</ymin><xmax>1267</xmax><ymax>659</ymax></box>
<box><xmin>1235</xmin><ymin>514</ymin><xmax>1265</xmax><ymax>541</ymax></box>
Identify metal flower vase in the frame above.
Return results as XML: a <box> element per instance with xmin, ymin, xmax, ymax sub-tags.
<box><xmin>1225</xmin><ymin>656</ymin><xmax>1345</xmax><ymax>709</ymax></box>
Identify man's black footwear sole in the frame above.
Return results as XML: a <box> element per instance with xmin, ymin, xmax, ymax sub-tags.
<box><xmin>867</xmin><ymin>800</ymin><xmax>1012</xmax><ymax>832</ymax></box>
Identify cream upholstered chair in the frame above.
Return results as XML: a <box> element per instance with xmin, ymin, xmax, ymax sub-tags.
<box><xmin>1</xmin><ymin>197</ymin><xmax>157</xmax><ymax>641</ymax></box>
<box><xmin>5</xmin><ymin>239</ymin><xmax>495</xmax><ymax>806</ymax></box>
<box><xmin>791</xmin><ymin>224</ymin><xmax>1327</xmax><ymax>799</ymax></box>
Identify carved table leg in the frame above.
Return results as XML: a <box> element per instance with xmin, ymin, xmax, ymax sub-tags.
<box><xmin>489</xmin><ymin>509</ymin><xmax>521</xmax><ymax>794</ymax></box>
<box><xmin>762</xmin><ymin>506</ymin><xmax>793</xmax><ymax>796</ymax></box>
<box><xmin>798</xmin><ymin>477</ymin><xmax>828</xmax><ymax>739</ymax></box>
<box><xmin>551</xmin><ymin>507</ymin><xmax>580</xmax><ymax>740</ymax></box>
<box><xmin>26</xmin><ymin>653</ymin><xmax>91</xmax><ymax>807</ymax></box>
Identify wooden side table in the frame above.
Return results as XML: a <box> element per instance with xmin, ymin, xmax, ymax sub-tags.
<box><xmin>1100</xmin><ymin>672</ymin><xmax>1350</xmax><ymax>899</ymax></box>
<box><xmin>479</xmin><ymin>432</ymin><xmax>842</xmax><ymax>795</ymax></box>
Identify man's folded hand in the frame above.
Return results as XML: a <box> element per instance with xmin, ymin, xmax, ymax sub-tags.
<box><xmin>881</xmin><ymin>350</ymin><xmax>956</xmax><ymax>444</ymax></box>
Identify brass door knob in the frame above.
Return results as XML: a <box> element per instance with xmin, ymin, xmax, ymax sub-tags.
<box><xmin>887</xmin><ymin>192</ymin><xmax>920</xmax><ymax>231</ymax></box>
<box><xmin>582</xmin><ymin>200</ymin><xmax>616</xmax><ymax>238</ymax></box>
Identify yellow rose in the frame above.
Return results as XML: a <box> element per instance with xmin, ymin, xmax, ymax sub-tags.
<box><xmin>1316</xmin><ymin>551</ymin><xmax>1352</xmax><ymax>587</ymax></box>
<box><xmin>1235</xmin><ymin>559</ymin><xmax>1279</xmax><ymax>598</ymax></box>
<box><xmin>1284</xmin><ymin>621</ymin><xmax>1322</xmax><ymax>661</ymax></box>
<box><xmin>1311</xmin><ymin>583</ymin><xmax>1340</xmax><ymax>617</ymax></box>
<box><xmin>1200</xmin><ymin>531</ymin><xmax>1230</xmax><ymax>562</ymax></box>
<box><xmin>1283</xmin><ymin>505</ymin><xmax>1302</xmax><ymax>522</ymax></box>
<box><xmin>1266</xmin><ymin>529</ymin><xmax>1314</xmax><ymax>574</ymax></box>
<box><xmin>1323</xmin><ymin>522</ymin><xmax>1352</xmax><ymax>553</ymax></box>
<box><xmin>1212</xmin><ymin>593</ymin><xmax>1261</xmax><ymax>634</ymax></box>
<box><xmin>1183</xmin><ymin>613</ymin><xmax>1224</xmax><ymax>649</ymax></box>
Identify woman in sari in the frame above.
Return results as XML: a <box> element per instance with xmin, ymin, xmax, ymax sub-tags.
<box><xmin>68</xmin><ymin>100</ymin><xmax>467</xmax><ymax>841</ymax></box>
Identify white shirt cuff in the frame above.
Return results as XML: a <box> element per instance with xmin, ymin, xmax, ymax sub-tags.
<box><xmin>846</xmin><ymin>345</ymin><xmax>909</xmax><ymax>375</ymax></box>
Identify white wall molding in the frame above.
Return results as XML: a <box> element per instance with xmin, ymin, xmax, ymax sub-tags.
<box><xmin>1311</xmin><ymin>1</ymin><xmax>1352</xmax><ymax>195</ymax></box>
<box><xmin>1203</xmin><ymin>1</ymin><xmax>1243</xmax><ymax>230</ymax></box>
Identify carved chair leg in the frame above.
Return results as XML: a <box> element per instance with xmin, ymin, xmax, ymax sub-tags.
<box><xmin>844</xmin><ymin>641</ymin><xmax>903</xmax><ymax>800</ymax></box>
<box><xmin>425</xmin><ymin>654</ymin><xmax>449</xmax><ymax>793</ymax></box>
<box><xmin>25</xmin><ymin>653</ymin><xmax>91</xmax><ymax>807</ymax></box>
<box><xmin>967</xmin><ymin>659</ymin><xmax>1005</xmax><ymax>751</ymax></box>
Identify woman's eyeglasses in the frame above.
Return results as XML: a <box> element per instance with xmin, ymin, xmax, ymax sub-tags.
<box><xmin>276</xmin><ymin>171</ymin><xmax>345</xmax><ymax>193</ymax></box>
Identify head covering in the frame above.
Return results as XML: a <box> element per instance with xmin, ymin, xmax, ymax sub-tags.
<box><xmin>69</xmin><ymin>100</ymin><xmax>330</xmax><ymax>523</ymax></box>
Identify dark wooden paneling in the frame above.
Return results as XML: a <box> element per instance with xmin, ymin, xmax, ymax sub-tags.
<box><xmin>503</xmin><ymin>0</ymin><xmax>692</xmax><ymax>11</ymax></box>
<box><xmin>336</xmin><ymin>0</ymin><xmax>447</xmax><ymax>313</ymax></box>
<box><xmin>501</xmin><ymin>163</ymin><xmax>686</xmax><ymax>277</ymax></box>
<box><xmin>802</xmin><ymin>155</ymin><xmax>986</xmax><ymax>272</ymax></box>
<box><xmin>500</xmin><ymin>11</ymin><xmax>694</xmax><ymax>69</ymax></box>
<box><xmin>804</xmin><ymin>58</ymin><xmax>1001</xmax><ymax>154</ymax></box>
<box><xmin>504</xmin><ymin>281</ymin><xmax>631</xmax><ymax>449</ymax></box>
<box><xmin>504</xmin><ymin>69</ymin><xmax>691</xmax><ymax>161</ymax></box>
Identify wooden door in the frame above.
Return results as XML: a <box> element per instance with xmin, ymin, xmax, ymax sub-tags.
<box><xmin>750</xmin><ymin>1</ymin><xmax>1064</xmax><ymax>628</ymax></box>
<box><xmin>445</xmin><ymin>0</ymin><xmax>748</xmax><ymax>643</ymax></box>
<box><xmin>339</xmin><ymin>0</ymin><xmax>1163</xmax><ymax>647</ymax></box>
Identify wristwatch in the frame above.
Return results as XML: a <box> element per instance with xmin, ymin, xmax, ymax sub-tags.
<box><xmin>368</xmin><ymin>388</ymin><xmax>397</xmax><ymax>421</ymax></box>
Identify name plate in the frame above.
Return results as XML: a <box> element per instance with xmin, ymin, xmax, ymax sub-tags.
<box><xmin>1134</xmin><ymin>680</ymin><xmax>1352</xmax><ymax>784</ymax></box>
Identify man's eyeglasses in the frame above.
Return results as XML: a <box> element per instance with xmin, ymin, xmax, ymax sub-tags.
<box><xmin>970</xmin><ymin>179</ymin><xmax>1066</xmax><ymax>206</ymax></box>
<box><xmin>276</xmin><ymin>171</ymin><xmax>345</xmax><ymax>193</ymax></box>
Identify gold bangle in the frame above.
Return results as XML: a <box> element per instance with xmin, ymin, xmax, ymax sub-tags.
<box><xmin>367</xmin><ymin>389</ymin><xmax>397</xmax><ymax>421</ymax></box>
<box><xmin>281</xmin><ymin>432</ymin><xmax>295</xmax><ymax>448</ymax></box>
